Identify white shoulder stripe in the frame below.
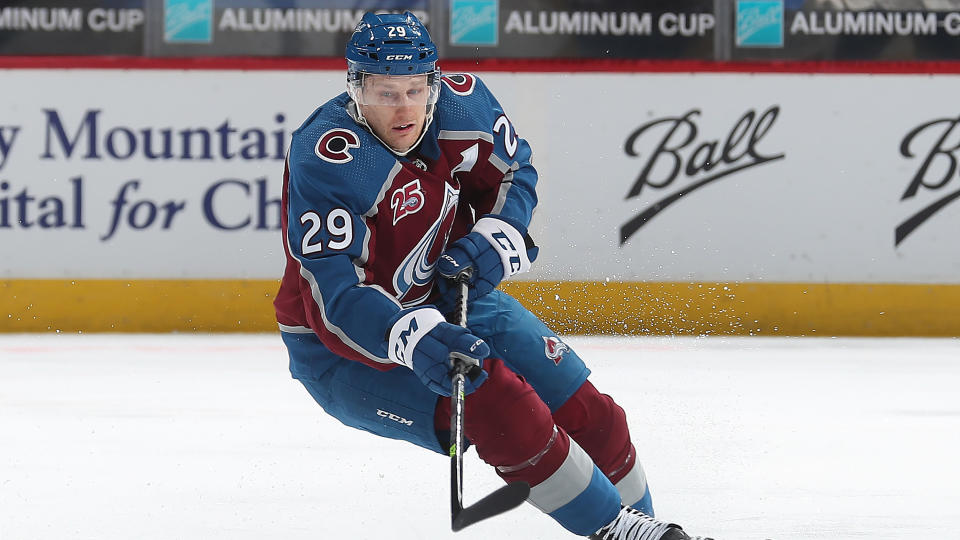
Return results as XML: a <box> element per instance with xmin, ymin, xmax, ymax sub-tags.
<box><xmin>438</xmin><ymin>129</ymin><xmax>495</xmax><ymax>144</ymax></box>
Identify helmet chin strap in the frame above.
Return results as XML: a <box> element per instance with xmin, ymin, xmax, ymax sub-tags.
<box><xmin>347</xmin><ymin>100</ymin><xmax>435</xmax><ymax>157</ymax></box>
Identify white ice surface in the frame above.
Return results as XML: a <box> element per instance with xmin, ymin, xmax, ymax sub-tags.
<box><xmin>2</xmin><ymin>334</ymin><xmax>959</xmax><ymax>540</ymax></box>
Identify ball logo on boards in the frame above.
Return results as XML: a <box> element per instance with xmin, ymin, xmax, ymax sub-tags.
<box><xmin>619</xmin><ymin>106</ymin><xmax>785</xmax><ymax>246</ymax></box>
<box><xmin>735</xmin><ymin>0</ymin><xmax>784</xmax><ymax>48</ymax></box>
<box><xmin>163</xmin><ymin>0</ymin><xmax>213</xmax><ymax>43</ymax></box>
<box><xmin>450</xmin><ymin>0</ymin><xmax>498</xmax><ymax>46</ymax></box>
<box><xmin>896</xmin><ymin>115</ymin><xmax>960</xmax><ymax>246</ymax></box>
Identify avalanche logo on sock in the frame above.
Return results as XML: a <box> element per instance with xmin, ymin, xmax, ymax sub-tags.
<box><xmin>543</xmin><ymin>336</ymin><xmax>569</xmax><ymax>364</ymax></box>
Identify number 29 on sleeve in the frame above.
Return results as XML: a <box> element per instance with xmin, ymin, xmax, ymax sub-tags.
<box><xmin>299</xmin><ymin>208</ymin><xmax>353</xmax><ymax>255</ymax></box>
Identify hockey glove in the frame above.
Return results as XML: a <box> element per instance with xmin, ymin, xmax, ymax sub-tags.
<box><xmin>387</xmin><ymin>307</ymin><xmax>490</xmax><ymax>396</ymax></box>
<box><xmin>436</xmin><ymin>215</ymin><xmax>539</xmax><ymax>301</ymax></box>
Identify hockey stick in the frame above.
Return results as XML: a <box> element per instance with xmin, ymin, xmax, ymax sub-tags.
<box><xmin>448</xmin><ymin>269</ymin><xmax>531</xmax><ymax>532</ymax></box>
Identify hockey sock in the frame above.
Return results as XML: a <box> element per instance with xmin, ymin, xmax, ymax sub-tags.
<box><xmin>552</xmin><ymin>380</ymin><xmax>653</xmax><ymax>515</ymax></box>
<box><xmin>435</xmin><ymin>359</ymin><xmax>621</xmax><ymax>535</ymax></box>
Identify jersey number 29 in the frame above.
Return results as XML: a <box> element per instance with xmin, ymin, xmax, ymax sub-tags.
<box><xmin>300</xmin><ymin>209</ymin><xmax>353</xmax><ymax>255</ymax></box>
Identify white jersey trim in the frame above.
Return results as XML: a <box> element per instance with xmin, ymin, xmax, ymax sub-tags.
<box><xmin>487</xmin><ymin>152</ymin><xmax>510</xmax><ymax>174</ymax></box>
<box><xmin>438</xmin><ymin>129</ymin><xmax>495</xmax><ymax>144</ymax></box>
<box><xmin>365</xmin><ymin>161</ymin><xmax>403</xmax><ymax>219</ymax></box>
<box><xmin>278</xmin><ymin>323</ymin><xmax>314</xmax><ymax>334</ymax></box>
<box><xmin>491</xmin><ymin>169</ymin><xmax>514</xmax><ymax>215</ymax></box>
<box><xmin>357</xmin><ymin>161</ymin><xmax>402</xmax><ymax>268</ymax></box>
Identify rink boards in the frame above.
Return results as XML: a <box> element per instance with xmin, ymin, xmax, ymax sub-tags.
<box><xmin>1</xmin><ymin>65</ymin><xmax>959</xmax><ymax>335</ymax></box>
<box><xmin>4</xmin><ymin>279</ymin><xmax>959</xmax><ymax>336</ymax></box>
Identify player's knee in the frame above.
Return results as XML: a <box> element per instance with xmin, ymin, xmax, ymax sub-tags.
<box><xmin>554</xmin><ymin>380</ymin><xmax>627</xmax><ymax>434</ymax></box>
<box><xmin>553</xmin><ymin>380</ymin><xmax>636</xmax><ymax>482</ymax></box>
<box><xmin>464</xmin><ymin>359</ymin><xmax>556</xmax><ymax>464</ymax></box>
<box><xmin>466</xmin><ymin>358</ymin><xmax>538</xmax><ymax>415</ymax></box>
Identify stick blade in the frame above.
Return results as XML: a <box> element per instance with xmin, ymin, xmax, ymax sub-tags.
<box><xmin>451</xmin><ymin>481</ymin><xmax>530</xmax><ymax>532</ymax></box>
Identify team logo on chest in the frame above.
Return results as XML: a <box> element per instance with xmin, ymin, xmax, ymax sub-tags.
<box><xmin>393</xmin><ymin>183</ymin><xmax>459</xmax><ymax>304</ymax></box>
<box><xmin>315</xmin><ymin>128</ymin><xmax>360</xmax><ymax>164</ymax></box>
<box><xmin>543</xmin><ymin>336</ymin><xmax>570</xmax><ymax>365</ymax></box>
<box><xmin>391</xmin><ymin>179</ymin><xmax>425</xmax><ymax>225</ymax></box>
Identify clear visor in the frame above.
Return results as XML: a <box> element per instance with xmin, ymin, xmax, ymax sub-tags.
<box><xmin>348</xmin><ymin>72</ymin><xmax>440</xmax><ymax>108</ymax></box>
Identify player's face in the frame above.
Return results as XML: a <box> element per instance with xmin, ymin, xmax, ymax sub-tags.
<box><xmin>358</xmin><ymin>74</ymin><xmax>430</xmax><ymax>153</ymax></box>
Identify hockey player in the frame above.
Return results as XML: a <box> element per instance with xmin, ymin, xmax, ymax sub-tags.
<box><xmin>274</xmin><ymin>11</ymin><xmax>711</xmax><ymax>540</ymax></box>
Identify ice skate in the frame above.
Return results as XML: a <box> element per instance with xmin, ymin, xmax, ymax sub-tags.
<box><xmin>589</xmin><ymin>505</ymin><xmax>714</xmax><ymax>540</ymax></box>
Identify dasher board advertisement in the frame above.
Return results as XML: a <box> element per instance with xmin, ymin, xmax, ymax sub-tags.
<box><xmin>733</xmin><ymin>0</ymin><xmax>960</xmax><ymax>61</ymax></box>
<box><xmin>152</xmin><ymin>1</ymin><xmax>429</xmax><ymax>57</ymax></box>
<box><xmin>0</xmin><ymin>69</ymin><xmax>958</xmax><ymax>284</ymax></box>
<box><xmin>0</xmin><ymin>1</ymin><xmax>145</xmax><ymax>55</ymax></box>
<box><xmin>445</xmin><ymin>0</ymin><xmax>715</xmax><ymax>59</ymax></box>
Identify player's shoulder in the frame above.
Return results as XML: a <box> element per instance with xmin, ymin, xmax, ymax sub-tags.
<box><xmin>439</xmin><ymin>73</ymin><xmax>491</xmax><ymax>99</ymax></box>
<box><xmin>435</xmin><ymin>73</ymin><xmax>500</xmax><ymax>129</ymax></box>
<box><xmin>289</xmin><ymin>92</ymin><xmax>382</xmax><ymax>167</ymax></box>
<box><xmin>288</xmin><ymin>93</ymin><xmax>397</xmax><ymax>211</ymax></box>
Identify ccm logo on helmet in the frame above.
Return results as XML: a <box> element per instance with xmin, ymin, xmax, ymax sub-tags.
<box><xmin>385</xmin><ymin>54</ymin><xmax>414</xmax><ymax>60</ymax></box>
<box><xmin>315</xmin><ymin>128</ymin><xmax>360</xmax><ymax>164</ymax></box>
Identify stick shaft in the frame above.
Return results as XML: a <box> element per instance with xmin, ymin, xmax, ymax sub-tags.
<box><xmin>450</xmin><ymin>273</ymin><xmax>470</xmax><ymax>526</ymax></box>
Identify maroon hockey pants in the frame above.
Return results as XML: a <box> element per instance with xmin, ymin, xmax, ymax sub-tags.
<box><xmin>434</xmin><ymin>358</ymin><xmax>638</xmax><ymax>492</ymax></box>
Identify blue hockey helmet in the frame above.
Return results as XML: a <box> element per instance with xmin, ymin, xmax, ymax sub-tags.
<box><xmin>346</xmin><ymin>12</ymin><xmax>441</xmax><ymax>155</ymax></box>
<box><xmin>346</xmin><ymin>11</ymin><xmax>439</xmax><ymax>78</ymax></box>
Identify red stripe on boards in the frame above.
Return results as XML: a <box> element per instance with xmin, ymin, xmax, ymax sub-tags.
<box><xmin>2</xmin><ymin>55</ymin><xmax>960</xmax><ymax>74</ymax></box>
